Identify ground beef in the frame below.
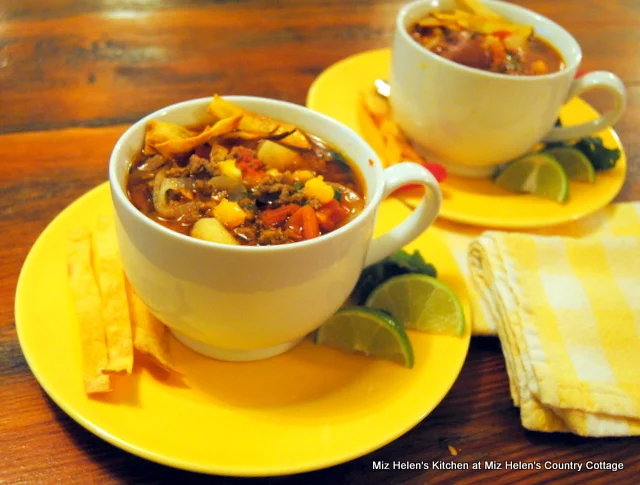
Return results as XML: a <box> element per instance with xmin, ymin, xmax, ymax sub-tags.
<box><xmin>193</xmin><ymin>179</ymin><xmax>213</xmax><ymax>198</ymax></box>
<box><xmin>164</xmin><ymin>165</ymin><xmax>191</xmax><ymax>177</ymax></box>
<box><xmin>251</xmin><ymin>175</ymin><xmax>306</xmax><ymax>208</ymax></box>
<box><xmin>256</xmin><ymin>227</ymin><xmax>290</xmax><ymax>246</ymax></box>
<box><xmin>233</xmin><ymin>225</ymin><xmax>257</xmax><ymax>244</ymax></box>
<box><xmin>186</xmin><ymin>155</ymin><xmax>208</xmax><ymax>176</ymax></box>
<box><xmin>186</xmin><ymin>154</ymin><xmax>219</xmax><ymax>178</ymax></box>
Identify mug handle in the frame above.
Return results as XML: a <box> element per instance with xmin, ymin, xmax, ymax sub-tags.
<box><xmin>364</xmin><ymin>162</ymin><xmax>442</xmax><ymax>267</ymax></box>
<box><xmin>542</xmin><ymin>71</ymin><xmax>627</xmax><ymax>143</ymax></box>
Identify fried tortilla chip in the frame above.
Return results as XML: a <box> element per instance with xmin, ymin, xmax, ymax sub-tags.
<box><xmin>92</xmin><ymin>215</ymin><xmax>134</xmax><ymax>374</ymax></box>
<box><xmin>149</xmin><ymin>115</ymin><xmax>242</xmax><ymax>159</ymax></box>
<box><xmin>360</xmin><ymin>89</ymin><xmax>430</xmax><ymax>167</ymax></box>
<box><xmin>144</xmin><ymin>120</ymin><xmax>197</xmax><ymax>155</ymax></box>
<box><xmin>207</xmin><ymin>94</ymin><xmax>311</xmax><ymax>150</ymax></box>
<box><xmin>276</xmin><ymin>128</ymin><xmax>311</xmax><ymax>150</ymax></box>
<box><xmin>381</xmin><ymin>130</ymin><xmax>402</xmax><ymax>165</ymax></box>
<box><xmin>67</xmin><ymin>228</ymin><xmax>111</xmax><ymax>394</ymax></box>
<box><xmin>208</xmin><ymin>94</ymin><xmax>276</xmax><ymax>133</ymax></box>
<box><xmin>207</xmin><ymin>94</ymin><xmax>245</xmax><ymax>119</ymax></box>
<box><xmin>360</xmin><ymin>91</ymin><xmax>390</xmax><ymax>124</ymax></box>
<box><xmin>125</xmin><ymin>281</ymin><xmax>180</xmax><ymax>373</ymax></box>
<box><xmin>220</xmin><ymin>127</ymin><xmax>299</xmax><ymax>143</ymax></box>
<box><xmin>220</xmin><ymin>129</ymin><xmax>274</xmax><ymax>141</ymax></box>
<box><xmin>460</xmin><ymin>0</ymin><xmax>503</xmax><ymax>19</ymax></box>
<box><xmin>423</xmin><ymin>3</ymin><xmax>528</xmax><ymax>41</ymax></box>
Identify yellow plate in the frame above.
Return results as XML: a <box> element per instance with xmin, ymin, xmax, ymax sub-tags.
<box><xmin>15</xmin><ymin>182</ymin><xmax>471</xmax><ymax>476</ymax></box>
<box><xmin>307</xmin><ymin>48</ymin><xmax>627</xmax><ymax>229</ymax></box>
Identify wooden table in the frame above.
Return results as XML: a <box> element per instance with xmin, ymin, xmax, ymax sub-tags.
<box><xmin>1</xmin><ymin>1</ymin><xmax>638</xmax><ymax>483</ymax></box>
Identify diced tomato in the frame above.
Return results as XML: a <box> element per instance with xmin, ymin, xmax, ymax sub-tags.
<box><xmin>423</xmin><ymin>162</ymin><xmax>447</xmax><ymax>182</ymax></box>
<box><xmin>491</xmin><ymin>30</ymin><xmax>511</xmax><ymax>40</ymax></box>
<box><xmin>392</xmin><ymin>161</ymin><xmax>447</xmax><ymax>195</ymax></box>
<box><xmin>234</xmin><ymin>146</ymin><xmax>266</xmax><ymax>180</ymax></box>
<box><xmin>488</xmin><ymin>40</ymin><xmax>507</xmax><ymax>68</ymax></box>
<box><xmin>392</xmin><ymin>183</ymin><xmax>422</xmax><ymax>195</ymax></box>
<box><xmin>316</xmin><ymin>199</ymin><xmax>350</xmax><ymax>232</ymax></box>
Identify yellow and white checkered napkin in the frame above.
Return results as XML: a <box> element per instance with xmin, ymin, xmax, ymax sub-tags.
<box><xmin>465</xmin><ymin>203</ymin><xmax>640</xmax><ymax>436</ymax></box>
<box><xmin>439</xmin><ymin>202</ymin><xmax>640</xmax><ymax>335</ymax></box>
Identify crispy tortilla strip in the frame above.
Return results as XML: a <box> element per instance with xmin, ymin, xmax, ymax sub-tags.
<box><xmin>382</xmin><ymin>131</ymin><xmax>402</xmax><ymax>165</ymax></box>
<box><xmin>67</xmin><ymin>228</ymin><xmax>111</xmax><ymax>394</ymax></box>
<box><xmin>92</xmin><ymin>215</ymin><xmax>134</xmax><ymax>374</ymax></box>
<box><xmin>209</xmin><ymin>94</ymin><xmax>278</xmax><ymax>134</ymax></box>
<box><xmin>220</xmin><ymin>128</ymin><xmax>299</xmax><ymax>143</ymax></box>
<box><xmin>459</xmin><ymin>0</ymin><xmax>503</xmax><ymax>19</ymax></box>
<box><xmin>416</xmin><ymin>16</ymin><xmax>444</xmax><ymax>28</ymax></box>
<box><xmin>360</xmin><ymin>89</ymin><xmax>429</xmax><ymax>167</ymax></box>
<box><xmin>360</xmin><ymin>91</ymin><xmax>390</xmax><ymax>124</ymax></box>
<box><xmin>125</xmin><ymin>281</ymin><xmax>180</xmax><ymax>373</ymax></box>
<box><xmin>151</xmin><ymin>115</ymin><xmax>242</xmax><ymax>159</ymax></box>
<box><xmin>207</xmin><ymin>94</ymin><xmax>245</xmax><ymax>119</ymax></box>
<box><xmin>207</xmin><ymin>94</ymin><xmax>311</xmax><ymax>149</ymax></box>
<box><xmin>276</xmin><ymin>128</ymin><xmax>311</xmax><ymax>150</ymax></box>
<box><xmin>397</xmin><ymin>138</ymin><xmax>424</xmax><ymax>162</ymax></box>
<box><xmin>144</xmin><ymin>120</ymin><xmax>197</xmax><ymax>155</ymax></box>
<box><xmin>220</xmin><ymin>129</ymin><xmax>274</xmax><ymax>141</ymax></box>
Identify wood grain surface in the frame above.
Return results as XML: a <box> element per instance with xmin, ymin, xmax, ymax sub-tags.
<box><xmin>1</xmin><ymin>1</ymin><xmax>638</xmax><ymax>484</ymax></box>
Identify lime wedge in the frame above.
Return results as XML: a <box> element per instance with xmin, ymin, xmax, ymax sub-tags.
<box><xmin>365</xmin><ymin>274</ymin><xmax>465</xmax><ymax>336</ymax></box>
<box><xmin>544</xmin><ymin>146</ymin><xmax>595</xmax><ymax>183</ymax></box>
<box><xmin>495</xmin><ymin>152</ymin><xmax>569</xmax><ymax>203</ymax></box>
<box><xmin>314</xmin><ymin>307</ymin><xmax>414</xmax><ymax>368</ymax></box>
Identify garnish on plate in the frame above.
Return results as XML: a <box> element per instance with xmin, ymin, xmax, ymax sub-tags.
<box><xmin>494</xmin><ymin>117</ymin><xmax>622</xmax><ymax>203</ymax></box>
<box><xmin>351</xmin><ymin>249</ymin><xmax>437</xmax><ymax>305</ymax></box>
<box><xmin>68</xmin><ymin>216</ymin><xmax>180</xmax><ymax>395</ymax></box>
<box><xmin>314</xmin><ymin>249</ymin><xmax>465</xmax><ymax>367</ymax></box>
<box><xmin>360</xmin><ymin>90</ymin><xmax>448</xmax><ymax>184</ymax></box>
<box><xmin>545</xmin><ymin>118</ymin><xmax>622</xmax><ymax>172</ymax></box>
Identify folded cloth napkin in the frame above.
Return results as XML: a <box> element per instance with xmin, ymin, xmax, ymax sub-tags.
<box><xmin>467</xmin><ymin>225</ymin><xmax>640</xmax><ymax>436</ymax></box>
<box><xmin>438</xmin><ymin>201</ymin><xmax>640</xmax><ymax>335</ymax></box>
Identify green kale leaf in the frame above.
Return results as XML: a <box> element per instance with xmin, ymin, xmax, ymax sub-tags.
<box><xmin>573</xmin><ymin>136</ymin><xmax>621</xmax><ymax>172</ymax></box>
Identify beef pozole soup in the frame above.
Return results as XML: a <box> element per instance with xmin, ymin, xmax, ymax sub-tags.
<box><xmin>408</xmin><ymin>2</ymin><xmax>564</xmax><ymax>75</ymax></box>
<box><xmin>126</xmin><ymin>96</ymin><xmax>365</xmax><ymax>246</ymax></box>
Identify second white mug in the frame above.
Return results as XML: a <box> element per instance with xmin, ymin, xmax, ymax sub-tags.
<box><xmin>389</xmin><ymin>0</ymin><xmax>627</xmax><ymax>176</ymax></box>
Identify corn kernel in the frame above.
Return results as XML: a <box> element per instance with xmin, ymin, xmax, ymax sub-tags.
<box><xmin>292</xmin><ymin>170</ymin><xmax>315</xmax><ymax>182</ymax></box>
<box><xmin>213</xmin><ymin>198</ymin><xmax>246</xmax><ymax>228</ymax></box>
<box><xmin>531</xmin><ymin>60</ymin><xmax>548</xmax><ymax>75</ymax></box>
<box><xmin>304</xmin><ymin>176</ymin><xmax>334</xmax><ymax>204</ymax></box>
<box><xmin>218</xmin><ymin>159</ymin><xmax>242</xmax><ymax>180</ymax></box>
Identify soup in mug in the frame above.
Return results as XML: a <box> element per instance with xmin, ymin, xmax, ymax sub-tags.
<box><xmin>126</xmin><ymin>96</ymin><xmax>365</xmax><ymax>246</ymax></box>
<box><xmin>408</xmin><ymin>8</ymin><xmax>564</xmax><ymax>75</ymax></box>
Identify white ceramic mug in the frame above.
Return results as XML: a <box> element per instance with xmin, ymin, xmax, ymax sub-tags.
<box><xmin>389</xmin><ymin>0</ymin><xmax>627</xmax><ymax>176</ymax></box>
<box><xmin>109</xmin><ymin>96</ymin><xmax>442</xmax><ymax>362</ymax></box>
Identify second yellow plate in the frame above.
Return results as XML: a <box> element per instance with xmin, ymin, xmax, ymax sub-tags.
<box><xmin>307</xmin><ymin>49</ymin><xmax>627</xmax><ymax>229</ymax></box>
